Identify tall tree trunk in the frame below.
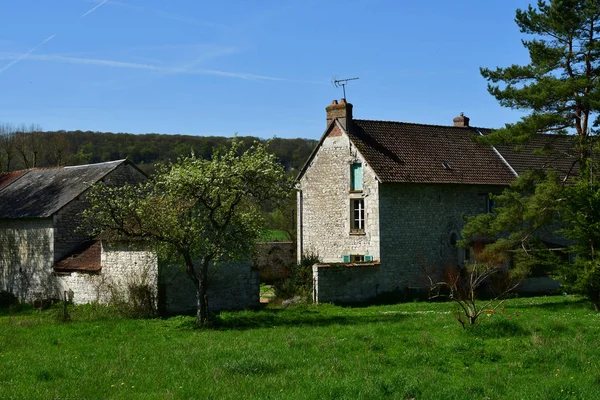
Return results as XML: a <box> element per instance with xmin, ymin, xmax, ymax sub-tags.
<box><xmin>197</xmin><ymin>257</ymin><xmax>210</xmax><ymax>326</ymax></box>
<box><xmin>184</xmin><ymin>252</ymin><xmax>211</xmax><ymax>327</ymax></box>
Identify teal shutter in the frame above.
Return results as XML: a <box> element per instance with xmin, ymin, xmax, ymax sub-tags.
<box><xmin>342</xmin><ymin>254</ymin><xmax>351</xmax><ymax>263</ymax></box>
<box><xmin>351</xmin><ymin>163</ymin><xmax>363</xmax><ymax>191</ymax></box>
<box><xmin>364</xmin><ymin>255</ymin><xmax>373</xmax><ymax>262</ymax></box>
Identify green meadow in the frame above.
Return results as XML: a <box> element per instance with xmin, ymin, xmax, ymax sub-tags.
<box><xmin>1</xmin><ymin>295</ymin><xmax>600</xmax><ymax>399</ymax></box>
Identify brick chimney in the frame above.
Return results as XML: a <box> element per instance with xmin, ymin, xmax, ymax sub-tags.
<box><xmin>326</xmin><ymin>98</ymin><xmax>353</xmax><ymax>130</ymax></box>
<box><xmin>453</xmin><ymin>112</ymin><xmax>470</xmax><ymax>127</ymax></box>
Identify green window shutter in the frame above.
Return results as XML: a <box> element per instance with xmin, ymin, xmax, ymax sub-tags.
<box><xmin>351</xmin><ymin>163</ymin><xmax>363</xmax><ymax>191</ymax></box>
<box><xmin>364</xmin><ymin>255</ymin><xmax>373</xmax><ymax>262</ymax></box>
<box><xmin>342</xmin><ymin>254</ymin><xmax>351</xmax><ymax>263</ymax></box>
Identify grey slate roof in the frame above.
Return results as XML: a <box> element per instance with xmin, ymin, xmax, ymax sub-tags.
<box><xmin>0</xmin><ymin>160</ymin><xmax>127</xmax><ymax>219</ymax></box>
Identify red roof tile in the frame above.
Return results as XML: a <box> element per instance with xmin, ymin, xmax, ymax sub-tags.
<box><xmin>54</xmin><ymin>241</ymin><xmax>101</xmax><ymax>273</ymax></box>
<box><xmin>348</xmin><ymin>120</ymin><xmax>517</xmax><ymax>185</ymax></box>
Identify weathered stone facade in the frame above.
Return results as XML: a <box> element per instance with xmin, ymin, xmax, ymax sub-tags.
<box><xmin>297</xmin><ymin>122</ymin><xmax>380</xmax><ymax>263</ymax></box>
<box><xmin>0</xmin><ymin>219</ymin><xmax>55</xmax><ymax>301</ymax></box>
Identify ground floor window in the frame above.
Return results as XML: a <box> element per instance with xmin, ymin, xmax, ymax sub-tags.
<box><xmin>350</xmin><ymin>198</ymin><xmax>365</xmax><ymax>233</ymax></box>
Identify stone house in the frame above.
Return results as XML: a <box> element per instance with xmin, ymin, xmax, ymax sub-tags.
<box><xmin>0</xmin><ymin>160</ymin><xmax>154</xmax><ymax>304</ymax></box>
<box><xmin>0</xmin><ymin>160</ymin><xmax>259</xmax><ymax>312</ymax></box>
<box><xmin>297</xmin><ymin>99</ymin><xmax>575</xmax><ymax>303</ymax></box>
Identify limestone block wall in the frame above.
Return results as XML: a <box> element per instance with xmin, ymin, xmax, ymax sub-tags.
<box><xmin>253</xmin><ymin>242</ymin><xmax>296</xmax><ymax>283</ymax></box>
<box><xmin>378</xmin><ymin>183</ymin><xmax>505</xmax><ymax>292</ymax></box>
<box><xmin>0</xmin><ymin>219</ymin><xmax>56</xmax><ymax>301</ymax></box>
<box><xmin>56</xmin><ymin>242</ymin><xmax>158</xmax><ymax>305</ymax></box>
<box><xmin>160</xmin><ymin>260</ymin><xmax>260</xmax><ymax>314</ymax></box>
<box><xmin>313</xmin><ymin>263</ymin><xmax>382</xmax><ymax>304</ymax></box>
<box><xmin>298</xmin><ymin>124</ymin><xmax>380</xmax><ymax>263</ymax></box>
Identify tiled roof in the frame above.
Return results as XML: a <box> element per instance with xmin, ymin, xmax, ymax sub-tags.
<box><xmin>493</xmin><ymin>134</ymin><xmax>580</xmax><ymax>177</ymax></box>
<box><xmin>54</xmin><ymin>241</ymin><xmax>101</xmax><ymax>273</ymax></box>
<box><xmin>348</xmin><ymin>120</ymin><xmax>517</xmax><ymax>185</ymax></box>
<box><xmin>0</xmin><ymin>160</ymin><xmax>127</xmax><ymax>219</ymax></box>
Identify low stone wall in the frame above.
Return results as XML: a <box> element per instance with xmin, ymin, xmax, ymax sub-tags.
<box><xmin>253</xmin><ymin>242</ymin><xmax>295</xmax><ymax>283</ymax></box>
<box><xmin>517</xmin><ymin>277</ymin><xmax>561</xmax><ymax>294</ymax></box>
<box><xmin>159</xmin><ymin>260</ymin><xmax>260</xmax><ymax>315</ymax></box>
<box><xmin>56</xmin><ymin>242</ymin><xmax>158</xmax><ymax>305</ymax></box>
<box><xmin>313</xmin><ymin>262</ymin><xmax>384</xmax><ymax>304</ymax></box>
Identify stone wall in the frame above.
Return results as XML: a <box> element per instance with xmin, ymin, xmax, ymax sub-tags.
<box><xmin>298</xmin><ymin>123</ymin><xmax>380</xmax><ymax>263</ymax></box>
<box><xmin>0</xmin><ymin>219</ymin><xmax>56</xmax><ymax>302</ymax></box>
<box><xmin>253</xmin><ymin>242</ymin><xmax>295</xmax><ymax>283</ymax></box>
<box><xmin>159</xmin><ymin>260</ymin><xmax>260</xmax><ymax>314</ymax></box>
<box><xmin>313</xmin><ymin>263</ymin><xmax>382</xmax><ymax>304</ymax></box>
<box><xmin>56</xmin><ymin>242</ymin><xmax>158</xmax><ymax>305</ymax></box>
<box><xmin>311</xmin><ymin>183</ymin><xmax>507</xmax><ymax>304</ymax></box>
<box><xmin>378</xmin><ymin>183</ymin><xmax>505</xmax><ymax>292</ymax></box>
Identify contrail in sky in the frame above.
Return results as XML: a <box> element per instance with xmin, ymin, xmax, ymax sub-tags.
<box><xmin>81</xmin><ymin>0</ymin><xmax>109</xmax><ymax>18</ymax></box>
<box><xmin>0</xmin><ymin>34</ymin><xmax>56</xmax><ymax>74</ymax></box>
<box><xmin>0</xmin><ymin>52</ymin><xmax>326</xmax><ymax>83</ymax></box>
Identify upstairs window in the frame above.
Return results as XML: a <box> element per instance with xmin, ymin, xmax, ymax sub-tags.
<box><xmin>351</xmin><ymin>163</ymin><xmax>363</xmax><ymax>191</ymax></box>
<box><xmin>351</xmin><ymin>198</ymin><xmax>365</xmax><ymax>233</ymax></box>
<box><xmin>486</xmin><ymin>194</ymin><xmax>495</xmax><ymax>214</ymax></box>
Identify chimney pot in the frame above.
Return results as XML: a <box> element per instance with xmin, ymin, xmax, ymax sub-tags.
<box><xmin>326</xmin><ymin>99</ymin><xmax>353</xmax><ymax>129</ymax></box>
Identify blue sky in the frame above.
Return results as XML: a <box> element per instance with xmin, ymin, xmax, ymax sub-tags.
<box><xmin>0</xmin><ymin>0</ymin><xmax>533</xmax><ymax>139</ymax></box>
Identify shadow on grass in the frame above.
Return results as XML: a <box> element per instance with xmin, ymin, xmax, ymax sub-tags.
<box><xmin>509</xmin><ymin>298</ymin><xmax>590</xmax><ymax>311</ymax></box>
<box><xmin>0</xmin><ymin>304</ymin><xmax>34</xmax><ymax>316</ymax></box>
<box><xmin>208</xmin><ymin>306</ymin><xmax>410</xmax><ymax>331</ymax></box>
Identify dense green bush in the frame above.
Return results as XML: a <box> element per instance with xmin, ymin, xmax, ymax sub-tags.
<box><xmin>0</xmin><ymin>290</ymin><xmax>18</xmax><ymax>308</ymax></box>
<box><xmin>274</xmin><ymin>252</ymin><xmax>320</xmax><ymax>302</ymax></box>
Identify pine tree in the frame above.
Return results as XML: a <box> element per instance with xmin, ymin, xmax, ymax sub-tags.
<box><xmin>481</xmin><ymin>0</ymin><xmax>600</xmax><ymax>147</ymax></box>
<box><xmin>463</xmin><ymin>1</ymin><xmax>600</xmax><ymax>309</ymax></box>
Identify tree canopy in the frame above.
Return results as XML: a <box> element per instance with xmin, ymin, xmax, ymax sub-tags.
<box><xmin>82</xmin><ymin>140</ymin><xmax>292</xmax><ymax>325</ymax></box>
<box><xmin>481</xmin><ymin>0</ymin><xmax>600</xmax><ymax>146</ymax></box>
<box><xmin>464</xmin><ymin>0</ymin><xmax>600</xmax><ymax>309</ymax></box>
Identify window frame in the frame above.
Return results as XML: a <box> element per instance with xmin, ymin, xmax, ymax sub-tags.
<box><xmin>350</xmin><ymin>198</ymin><xmax>365</xmax><ymax>234</ymax></box>
<box><xmin>350</xmin><ymin>162</ymin><xmax>363</xmax><ymax>192</ymax></box>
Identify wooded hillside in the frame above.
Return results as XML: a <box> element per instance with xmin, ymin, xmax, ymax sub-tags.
<box><xmin>0</xmin><ymin>125</ymin><xmax>317</xmax><ymax>175</ymax></box>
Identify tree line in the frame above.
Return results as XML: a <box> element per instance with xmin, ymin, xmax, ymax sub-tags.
<box><xmin>0</xmin><ymin>125</ymin><xmax>317</xmax><ymax>175</ymax></box>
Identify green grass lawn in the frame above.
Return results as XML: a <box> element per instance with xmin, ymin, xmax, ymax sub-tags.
<box><xmin>2</xmin><ymin>296</ymin><xmax>600</xmax><ymax>399</ymax></box>
<box><xmin>260</xmin><ymin>229</ymin><xmax>292</xmax><ymax>242</ymax></box>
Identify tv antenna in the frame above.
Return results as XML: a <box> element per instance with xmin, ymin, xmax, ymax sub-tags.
<box><xmin>332</xmin><ymin>76</ymin><xmax>359</xmax><ymax>100</ymax></box>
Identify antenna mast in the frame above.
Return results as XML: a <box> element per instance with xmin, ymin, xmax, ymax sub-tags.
<box><xmin>333</xmin><ymin>77</ymin><xmax>359</xmax><ymax>100</ymax></box>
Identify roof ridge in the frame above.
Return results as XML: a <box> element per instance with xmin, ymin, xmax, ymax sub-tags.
<box><xmin>353</xmin><ymin>118</ymin><xmax>489</xmax><ymax>131</ymax></box>
<box><xmin>63</xmin><ymin>159</ymin><xmax>126</xmax><ymax>169</ymax></box>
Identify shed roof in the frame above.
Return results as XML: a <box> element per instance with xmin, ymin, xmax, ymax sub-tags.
<box><xmin>0</xmin><ymin>159</ymin><xmax>127</xmax><ymax>219</ymax></box>
<box><xmin>54</xmin><ymin>241</ymin><xmax>102</xmax><ymax>273</ymax></box>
